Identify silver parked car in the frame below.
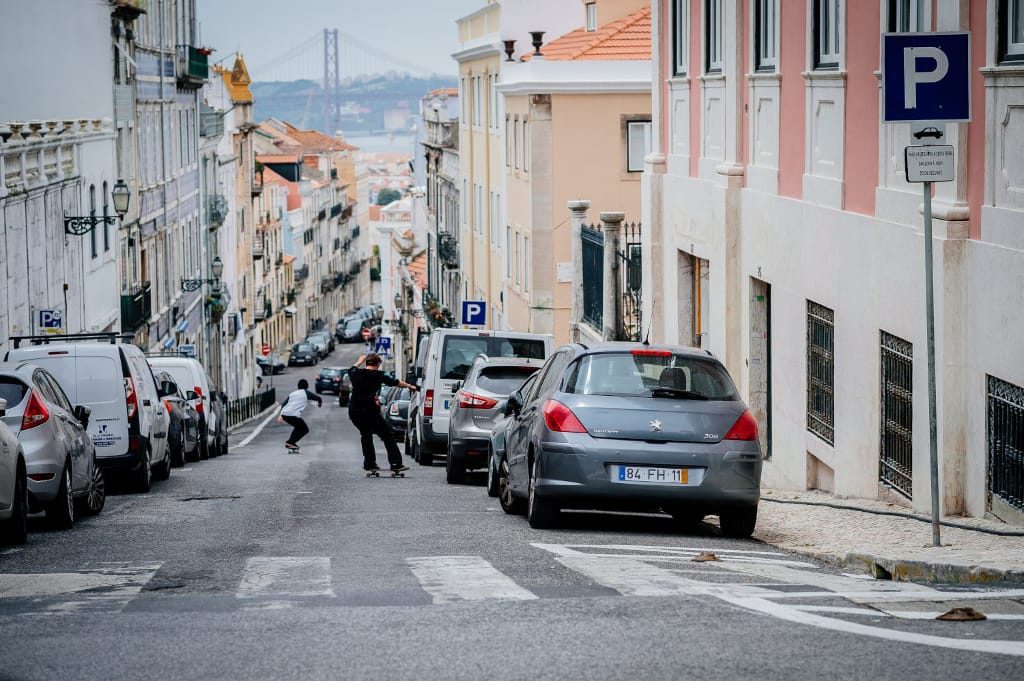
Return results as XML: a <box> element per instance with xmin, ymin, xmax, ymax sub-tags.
<box><xmin>0</xmin><ymin>362</ymin><xmax>106</xmax><ymax>529</ymax></box>
<box><xmin>486</xmin><ymin>372</ymin><xmax>540</xmax><ymax>498</ymax></box>
<box><xmin>446</xmin><ymin>355</ymin><xmax>543</xmax><ymax>484</ymax></box>
<box><xmin>0</xmin><ymin>398</ymin><xmax>28</xmax><ymax>545</ymax></box>
<box><xmin>496</xmin><ymin>343</ymin><xmax>763</xmax><ymax>536</ymax></box>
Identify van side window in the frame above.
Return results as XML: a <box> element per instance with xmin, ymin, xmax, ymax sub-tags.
<box><xmin>441</xmin><ymin>337</ymin><xmax>489</xmax><ymax>380</ymax></box>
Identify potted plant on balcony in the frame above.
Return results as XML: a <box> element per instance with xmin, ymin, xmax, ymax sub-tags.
<box><xmin>206</xmin><ymin>293</ymin><xmax>227</xmax><ymax>323</ymax></box>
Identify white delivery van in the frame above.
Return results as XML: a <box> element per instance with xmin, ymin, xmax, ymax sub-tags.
<box><xmin>407</xmin><ymin>329</ymin><xmax>553</xmax><ymax>466</ymax></box>
<box><xmin>5</xmin><ymin>334</ymin><xmax>171</xmax><ymax>492</ymax></box>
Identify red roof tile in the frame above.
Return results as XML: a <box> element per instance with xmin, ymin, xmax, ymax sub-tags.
<box><xmin>527</xmin><ymin>6</ymin><xmax>651</xmax><ymax>62</ymax></box>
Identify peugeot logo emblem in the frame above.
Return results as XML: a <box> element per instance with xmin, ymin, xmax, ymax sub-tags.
<box><xmin>649</xmin><ymin>419</ymin><xmax>663</xmax><ymax>432</ymax></box>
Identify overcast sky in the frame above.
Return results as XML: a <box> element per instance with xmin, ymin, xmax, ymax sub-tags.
<box><xmin>198</xmin><ymin>0</ymin><xmax>483</xmax><ymax>81</ymax></box>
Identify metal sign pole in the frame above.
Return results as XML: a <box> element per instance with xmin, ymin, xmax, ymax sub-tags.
<box><xmin>922</xmin><ymin>180</ymin><xmax>941</xmax><ymax>547</ymax></box>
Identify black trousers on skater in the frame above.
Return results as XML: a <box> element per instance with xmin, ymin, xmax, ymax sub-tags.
<box><xmin>281</xmin><ymin>415</ymin><xmax>309</xmax><ymax>446</ymax></box>
<box><xmin>348</xmin><ymin>407</ymin><xmax>402</xmax><ymax>470</ymax></box>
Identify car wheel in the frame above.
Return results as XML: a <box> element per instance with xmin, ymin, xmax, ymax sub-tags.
<box><xmin>497</xmin><ymin>456</ymin><xmax>525</xmax><ymax>515</ymax></box>
<box><xmin>185</xmin><ymin>438</ymin><xmax>201</xmax><ymax>463</ymax></box>
<box><xmin>152</xmin><ymin>445</ymin><xmax>171</xmax><ymax>482</ymax></box>
<box><xmin>0</xmin><ymin>464</ymin><xmax>28</xmax><ymax>546</ymax></box>
<box><xmin>415</xmin><ymin>434</ymin><xmax>432</xmax><ymax>467</ymax></box>
<box><xmin>170</xmin><ymin>431</ymin><xmax>185</xmax><ymax>467</ymax></box>
<box><xmin>199</xmin><ymin>435</ymin><xmax>209</xmax><ymax>460</ymax></box>
<box><xmin>718</xmin><ymin>505</ymin><xmax>758</xmax><ymax>539</ymax></box>
<box><xmin>485</xmin><ymin>447</ymin><xmax>499</xmax><ymax>498</ymax></box>
<box><xmin>527</xmin><ymin>457</ymin><xmax>558</xmax><ymax>529</ymax></box>
<box><xmin>445</xmin><ymin>447</ymin><xmax>466</xmax><ymax>484</ymax></box>
<box><xmin>46</xmin><ymin>461</ymin><xmax>75</xmax><ymax>530</ymax></box>
<box><xmin>135</xmin><ymin>444</ymin><xmax>153</xmax><ymax>493</ymax></box>
<box><xmin>77</xmin><ymin>459</ymin><xmax>106</xmax><ymax>516</ymax></box>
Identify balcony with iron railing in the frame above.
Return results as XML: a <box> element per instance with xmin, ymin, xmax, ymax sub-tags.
<box><xmin>252</xmin><ymin>232</ymin><xmax>265</xmax><ymax>260</ymax></box>
<box><xmin>254</xmin><ymin>297</ymin><xmax>267</xmax><ymax>321</ymax></box>
<box><xmin>294</xmin><ymin>264</ymin><xmax>309</xmax><ymax>282</ymax></box>
<box><xmin>120</xmin><ymin>281</ymin><xmax>152</xmax><ymax>333</ymax></box>
<box><xmin>438</xmin><ymin>232</ymin><xmax>459</xmax><ymax>268</ymax></box>
<box><xmin>175</xmin><ymin>45</ymin><xmax>209</xmax><ymax>90</ymax></box>
<box><xmin>207</xmin><ymin>194</ymin><xmax>227</xmax><ymax>230</ymax></box>
<box><xmin>321</xmin><ymin>275</ymin><xmax>333</xmax><ymax>293</ymax></box>
<box><xmin>349</xmin><ymin>261</ymin><xmax>362</xmax><ymax>276</ymax></box>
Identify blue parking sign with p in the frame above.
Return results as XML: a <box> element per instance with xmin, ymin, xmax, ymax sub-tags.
<box><xmin>39</xmin><ymin>309</ymin><xmax>62</xmax><ymax>331</ymax></box>
<box><xmin>882</xmin><ymin>32</ymin><xmax>970</xmax><ymax>122</ymax></box>
<box><xmin>462</xmin><ymin>300</ymin><xmax>486</xmax><ymax>326</ymax></box>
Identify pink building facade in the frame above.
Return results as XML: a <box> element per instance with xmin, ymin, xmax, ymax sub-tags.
<box><xmin>643</xmin><ymin>1</ymin><xmax>1024</xmax><ymax>522</ymax></box>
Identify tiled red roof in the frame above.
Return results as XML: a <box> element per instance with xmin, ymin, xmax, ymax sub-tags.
<box><xmin>527</xmin><ymin>6</ymin><xmax>651</xmax><ymax>62</ymax></box>
<box><xmin>257</xmin><ymin>153</ymin><xmax>301</xmax><ymax>164</ymax></box>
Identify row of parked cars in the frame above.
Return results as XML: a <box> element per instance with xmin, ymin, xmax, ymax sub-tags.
<box><xmin>0</xmin><ymin>334</ymin><xmax>229</xmax><ymax>545</ymax></box>
<box><xmin>382</xmin><ymin>328</ymin><xmax>764</xmax><ymax>538</ymax></box>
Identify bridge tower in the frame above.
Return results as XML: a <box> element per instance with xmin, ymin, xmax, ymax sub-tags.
<box><xmin>322</xmin><ymin>28</ymin><xmax>341</xmax><ymax>136</ymax></box>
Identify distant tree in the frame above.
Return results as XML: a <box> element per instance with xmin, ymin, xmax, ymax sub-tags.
<box><xmin>376</xmin><ymin>188</ymin><xmax>402</xmax><ymax>206</ymax></box>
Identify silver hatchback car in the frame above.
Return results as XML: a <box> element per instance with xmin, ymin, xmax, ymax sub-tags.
<box><xmin>0</xmin><ymin>362</ymin><xmax>106</xmax><ymax>529</ymax></box>
<box><xmin>496</xmin><ymin>343</ymin><xmax>763</xmax><ymax>536</ymax></box>
<box><xmin>445</xmin><ymin>356</ymin><xmax>543</xmax><ymax>484</ymax></box>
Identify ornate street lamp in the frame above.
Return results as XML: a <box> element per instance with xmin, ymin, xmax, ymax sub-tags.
<box><xmin>63</xmin><ymin>178</ymin><xmax>130</xmax><ymax>235</ymax></box>
<box><xmin>182</xmin><ymin>256</ymin><xmax>224</xmax><ymax>292</ymax></box>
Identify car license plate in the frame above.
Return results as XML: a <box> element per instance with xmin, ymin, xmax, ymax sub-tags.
<box><xmin>614</xmin><ymin>466</ymin><xmax>688</xmax><ymax>485</ymax></box>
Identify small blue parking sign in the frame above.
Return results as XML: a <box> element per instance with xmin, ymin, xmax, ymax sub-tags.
<box><xmin>882</xmin><ymin>32</ymin><xmax>970</xmax><ymax>122</ymax></box>
<box><xmin>39</xmin><ymin>309</ymin><xmax>62</xmax><ymax>332</ymax></box>
<box><xmin>461</xmin><ymin>300</ymin><xmax>486</xmax><ymax>326</ymax></box>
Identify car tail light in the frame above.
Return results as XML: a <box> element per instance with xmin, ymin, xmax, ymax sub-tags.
<box><xmin>21</xmin><ymin>390</ymin><xmax>50</xmax><ymax>430</ymax></box>
<box><xmin>333</xmin><ymin>377</ymin><xmax>341</xmax><ymax>382</ymax></box>
<box><xmin>194</xmin><ymin>386</ymin><xmax>204</xmax><ymax>413</ymax></box>
<box><xmin>124</xmin><ymin>377</ymin><xmax>138</xmax><ymax>420</ymax></box>
<box><xmin>724</xmin><ymin>410</ymin><xmax>759</xmax><ymax>441</ymax></box>
<box><xmin>542</xmin><ymin>400</ymin><xmax>587</xmax><ymax>433</ymax></box>
<box><xmin>28</xmin><ymin>472</ymin><xmax>56</xmax><ymax>481</ymax></box>
<box><xmin>457</xmin><ymin>392</ymin><xmax>498</xmax><ymax>409</ymax></box>
<box><xmin>423</xmin><ymin>389</ymin><xmax>434</xmax><ymax>417</ymax></box>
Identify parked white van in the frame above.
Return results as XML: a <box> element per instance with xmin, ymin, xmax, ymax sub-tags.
<box><xmin>406</xmin><ymin>329</ymin><xmax>554</xmax><ymax>466</ymax></box>
<box><xmin>147</xmin><ymin>356</ymin><xmax>224</xmax><ymax>458</ymax></box>
<box><xmin>6</xmin><ymin>334</ymin><xmax>171</xmax><ymax>492</ymax></box>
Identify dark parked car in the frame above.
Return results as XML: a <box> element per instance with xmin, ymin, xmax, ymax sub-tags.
<box><xmin>156</xmin><ymin>371</ymin><xmax>200</xmax><ymax>466</ymax></box>
<box><xmin>495</xmin><ymin>343</ymin><xmax>763</xmax><ymax>536</ymax></box>
<box><xmin>288</xmin><ymin>343</ymin><xmax>318</xmax><ymax>367</ymax></box>
<box><xmin>338</xmin><ymin>318</ymin><xmax>371</xmax><ymax>343</ymax></box>
<box><xmin>256</xmin><ymin>354</ymin><xmax>286</xmax><ymax>375</ymax></box>
<box><xmin>315</xmin><ymin>367</ymin><xmax>350</xmax><ymax>401</ymax></box>
<box><xmin>380</xmin><ymin>386</ymin><xmax>413</xmax><ymax>437</ymax></box>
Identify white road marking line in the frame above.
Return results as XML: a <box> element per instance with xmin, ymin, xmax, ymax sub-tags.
<box><xmin>407</xmin><ymin>556</ymin><xmax>538</xmax><ymax>604</ymax></box>
<box><xmin>236</xmin><ymin>557</ymin><xmax>335</xmax><ymax>599</ymax></box>
<box><xmin>0</xmin><ymin>563</ymin><xmax>161</xmax><ymax>614</ymax></box>
<box><xmin>553</xmin><ymin>543</ymin><xmax>793</xmax><ymax>557</ymax></box>
<box><xmin>719</xmin><ymin>594</ymin><xmax>1024</xmax><ymax>657</ymax></box>
<box><xmin>238</xmin><ymin>409</ymin><xmax>280</xmax><ymax>448</ymax></box>
<box><xmin>792</xmin><ymin>605</ymin><xmax>890</xmax><ymax>617</ymax></box>
<box><xmin>884</xmin><ymin>611</ymin><xmax>1024</xmax><ymax>621</ymax></box>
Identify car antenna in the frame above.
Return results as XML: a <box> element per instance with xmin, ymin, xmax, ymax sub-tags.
<box><xmin>642</xmin><ymin>299</ymin><xmax>654</xmax><ymax>346</ymax></box>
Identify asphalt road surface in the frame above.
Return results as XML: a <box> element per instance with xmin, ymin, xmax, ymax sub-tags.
<box><xmin>2</xmin><ymin>345</ymin><xmax>1022</xmax><ymax>681</ymax></box>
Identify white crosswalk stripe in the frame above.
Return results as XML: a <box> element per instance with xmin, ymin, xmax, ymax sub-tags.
<box><xmin>407</xmin><ymin>556</ymin><xmax>538</xmax><ymax>604</ymax></box>
<box><xmin>236</xmin><ymin>557</ymin><xmax>335</xmax><ymax>605</ymax></box>
<box><xmin>0</xmin><ymin>562</ymin><xmax>161</xmax><ymax>615</ymax></box>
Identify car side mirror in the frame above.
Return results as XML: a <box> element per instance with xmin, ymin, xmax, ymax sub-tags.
<box><xmin>159</xmin><ymin>381</ymin><xmax>178</xmax><ymax>398</ymax></box>
<box><xmin>73</xmin><ymin>404</ymin><xmax>91</xmax><ymax>429</ymax></box>
<box><xmin>186</xmin><ymin>390</ymin><xmax>199</xmax><ymax>401</ymax></box>
<box><xmin>451</xmin><ymin>381</ymin><xmax>462</xmax><ymax>393</ymax></box>
<box><xmin>504</xmin><ymin>394</ymin><xmax>522</xmax><ymax>416</ymax></box>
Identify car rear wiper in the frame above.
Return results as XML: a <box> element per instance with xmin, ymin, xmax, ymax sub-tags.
<box><xmin>650</xmin><ymin>387</ymin><xmax>709</xmax><ymax>400</ymax></box>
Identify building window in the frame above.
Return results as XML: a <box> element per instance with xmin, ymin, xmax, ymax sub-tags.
<box><xmin>1000</xmin><ymin>0</ymin><xmax>1024</xmax><ymax>62</ymax></box>
<box><xmin>89</xmin><ymin>184</ymin><xmax>97</xmax><ymax>259</ymax></box>
<box><xmin>522</xmin><ymin>117</ymin><xmax>529</xmax><ymax>172</ymax></box>
<box><xmin>987</xmin><ymin>375</ymin><xmax>1024</xmax><ymax>512</ymax></box>
<box><xmin>515</xmin><ymin>231</ymin><xmax>521</xmax><ymax>285</ymax></box>
<box><xmin>505</xmin><ymin>225</ymin><xmax>511</xmax><ymax>276</ymax></box>
<box><xmin>627</xmin><ymin>120</ymin><xmax>652</xmax><ymax>172</ymax></box>
<box><xmin>887</xmin><ymin>0</ymin><xmax>924</xmax><ymax>32</ymax></box>
<box><xmin>673</xmin><ymin>0</ymin><xmax>689</xmax><ymax>76</ymax></box>
<box><xmin>523</xmin><ymin>236</ymin><xmax>530</xmax><ymax>292</ymax></box>
<box><xmin>102</xmin><ymin>181</ymin><xmax>110</xmax><ymax>252</ymax></box>
<box><xmin>586</xmin><ymin>2</ymin><xmax>597</xmax><ymax>31</ymax></box>
<box><xmin>814</xmin><ymin>0</ymin><xmax>841</xmax><ymax>69</ymax></box>
<box><xmin>505</xmin><ymin>115</ymin><xmax>511</xmax><ymax>166</ymax></box>
<box><xmin>806</xmin><ymin>300</ymin><xmax>834</xmax><ymax>445</ymax></box>
<box><xmin>705</xmin><ymin>0</ymin><xmax>723</xmax><ymax>74</ymax></box>
<box><xmin>755</xmin><ymin>0</ymin><xmax>778</xmax><ymax>72</ymax></box>
<box><xmin>490</xmin><ymin>74</ymin><xmax>499</xmax><ymax>129</ymax></box>
<box><xmin>879</xmin><ymin>331</ymin><xmax>914</xmax><ymax>498</ymax></box>
<box><xmin>513</xmin><ymin>115</ymin><xmax>520</xmax><ymax>169</ymax></box>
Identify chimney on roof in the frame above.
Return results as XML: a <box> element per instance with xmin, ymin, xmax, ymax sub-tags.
<box><xmin>529</xmin><ymin>32</ymin><xmax>545</xmax><ymax>60</ymax></box>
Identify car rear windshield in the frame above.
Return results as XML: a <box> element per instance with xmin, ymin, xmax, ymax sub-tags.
<box><xmin>320</xmin><ymin>369</ymin><xmax>342</xmax><ymax>377</ymax></box>
<box><xmin>564</xmin><ymin>352</ymin><xmax>738</xmax><ymax>400</ymax></box>
<box><xmin>295</xmin><ymin>344</ymin><xmax>313</xmax><ymax>351</ymax></box>
<box><xmin>440</xmin><ymin>337</ymin><xmax>547</xmax><ymax>380</ymax></box>
<box><xmin>475</xmin><ymin>366</ymin><xmax>540</xmax><ymax>395</ymax></box>
<box><xmin>0</xmin><ymin>377</ymin><xmax>28</xmax><ymax>407</ymax></box>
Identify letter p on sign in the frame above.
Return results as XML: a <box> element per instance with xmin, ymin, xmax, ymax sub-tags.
<box><xmin>461</xmin><ymin>300</ymin><xmax>486</xmax><ymax>326</ymax></box>
<box><xmin>882</xmin><ymin>32</ymin><xmax>970</xmax><ymax>123</ymax></box>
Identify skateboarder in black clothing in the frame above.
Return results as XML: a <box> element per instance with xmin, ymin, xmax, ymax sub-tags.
<box><xmin>348</xmin><ymin>353</ymin><xmax>418</xmax><ymax>472</ymax></box>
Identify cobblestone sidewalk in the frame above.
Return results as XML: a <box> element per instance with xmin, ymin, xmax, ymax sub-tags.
<box><xmin>753</xmin><ymin>489</ymin><xmax>1024</xmax><ymax>583</ymax></box>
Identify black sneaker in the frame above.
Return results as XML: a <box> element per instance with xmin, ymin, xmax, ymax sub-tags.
<box><xmin>391</xmin><ymin>465</ymin><xmax>410</xmax><ymax>473</ymax></box>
